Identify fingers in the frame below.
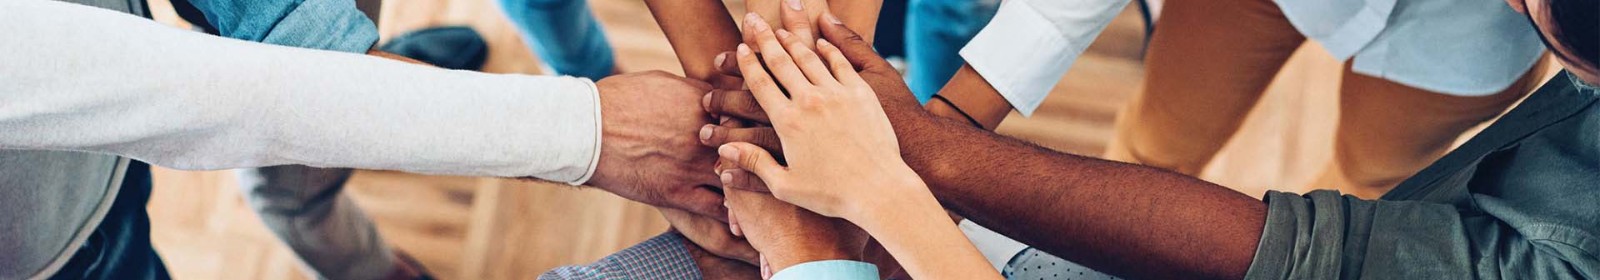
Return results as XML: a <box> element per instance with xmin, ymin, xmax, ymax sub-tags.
<box><xmin>670</xmin><ymin>186</ymin><xmax>731</xmax><ymax>222</ymax></box>
<box><xmin>659</xmin><ymin>208</ymin><xmax>760</xmax><ymax>264</ymax></box>
<box><xmin>703</xmin><ymin>89</ymin><xmax>770</xmax><ymax>123</ymax></box>
<box><xmin>743</xmin><ymin>13</ymin><xmax>813</xmax><ymax>92</ymax></box>
<box><xmin>776</xmin><ymin>29</ymin><xmax>840</xmax><ymax>88</ymax></box>
<box><xmin>700</xmin><ymin>125</ymin><xmax>783</xmax><ymax>159</ymax></box>
<box><xmin>717</xmin><ymin>142</ymin><xmax>786</xmax><ymax>185</ymax></box>
<box><xmin>720</xmin><ymin>168</ymin><xmax>771</xmax><ymax>193</ymax></box>
<box><xmin>777</xmin><ymin>0</ymin><xmax>816</xmax><ymax>49</ymax></box>
<box><xmin>734</xmin><ymin>43</ymin><xmax>792</xmax><ymax>114</ymax></box>
<box><xmin>816</xmin><ymin>39</ymin><xmax>865</xmax><ymax>88</ymax></box>
<box><xmin>816</xmin><ymin>12</ymin><xmax>892</xmax><ymax>73</ymax></box>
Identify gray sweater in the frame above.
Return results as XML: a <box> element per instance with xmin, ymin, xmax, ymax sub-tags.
<box><xmin>1</xmin><ymin>0</ymin><xmax>610</xmax><ymax>277</ymax></box>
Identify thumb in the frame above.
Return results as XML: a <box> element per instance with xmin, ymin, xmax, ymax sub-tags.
<box><xmin>816</xmin><ymin>12</ymin><xmax>892</xmax><ymax>73</ymax></box>
<box><xmin>717</xmin><ymin>143</ymin><xmax>785</xmax><ymax>187</ymax></box>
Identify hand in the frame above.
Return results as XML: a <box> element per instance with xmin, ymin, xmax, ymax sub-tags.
<box><xmin>721</xmin><ymin>169</ymin><xmax>867</xmax><ymax>277</ymax></box>
<box><xmin>659</xmin><ymin>208</ymin><xmax>759</xmax><ymax>264</ymax></box>
<box><xmin>717</xmin><ymin>12</ymin><xmax>928</xmax><ymax>220</ymax></box>
<box><xmin>700</xmin><ymin>12</ymin><xmax>929</xmax><ymax>161</ymax></box>
<box><xmin>591</xmin><ymin>71</ymin><xmax>727</xmax><ymax>220</ymax></box>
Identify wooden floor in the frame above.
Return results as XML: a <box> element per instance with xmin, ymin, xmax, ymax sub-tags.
<box><xmin>137</xmin><ymin>0</ymin><xmax>1548</xmax><ymax>279</ymax></box>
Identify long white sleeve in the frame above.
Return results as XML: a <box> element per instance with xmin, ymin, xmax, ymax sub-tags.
<box><xmin>958</xmin><ymin>0</ymin><xmax>1129</xmax><ymax>116</ymax></box>
<box><xmin>0</xmin><ymin>0</ymin><xmax>602</xmax><ymax>184</ymax></box>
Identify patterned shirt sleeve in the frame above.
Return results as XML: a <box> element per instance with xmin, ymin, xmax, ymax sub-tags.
<box><xmin>539</xmin><ymin>232</ymin><xmax>703</xmax><ymax>280</ymax></box>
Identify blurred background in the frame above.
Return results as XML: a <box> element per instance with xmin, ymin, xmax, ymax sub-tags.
<box><xmin>134</xmin><ymin>0</ymin><xmax>1546</xmax><ymax>279</ymax></box>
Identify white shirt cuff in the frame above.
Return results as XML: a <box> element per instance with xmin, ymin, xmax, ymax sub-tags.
<box><xmin>958</xmin><ymin>0</ymin><xmax>1126</xmax><ymax>116</ymax></box>
<box><xmin>567</xmin><ymin>78</ymin><xmax>603</xmax><ymax>185</ymax></box>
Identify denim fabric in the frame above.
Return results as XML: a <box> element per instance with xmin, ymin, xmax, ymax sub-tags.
<box><xmin>185</xmin><ymin>0</ymin><xmax>379</xmax><ymax>53</ymax></box>
<box><xmin>1246</xmin><ymin>72</ymin><xmax>1600</xmax><ymax>279</ymax></box>
<box><xmin>50</xmin><ymin>162</ymin><xmax>170</xmax><ymax>280</ymax></box>
<box><xmin>905</xmin><ymin>0</ymin><xmax>1000</xmax><ymax>103</ymax></box>
<box><xmin>498</xmin><ymin>0</ymin><xmax>615</xmax><ymax>80</ymax></box>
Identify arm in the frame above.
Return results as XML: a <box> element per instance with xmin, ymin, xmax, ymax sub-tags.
<box><xmin>0</xmin><ymin>0</ymin><xmax>599</xmax><ymax>180</ymax></box>
<box><xmin>816</xmin><ymin>18</ymin><xmax>1266</xmax><ymax>280</ymax></box>
<box><xmin>929</xmin><ymin>0</ymin><xmax>1132</xmax><ymax>127</ymax></box>
<box><xmin>705</xmin><ymin>17</ymin><xmax>1263</xmax><ymax>279</ymax></box>
<box><xmin>642</xmin><ymin>0</ymin><xmax>743</xmax><ymax>84</ymax></box>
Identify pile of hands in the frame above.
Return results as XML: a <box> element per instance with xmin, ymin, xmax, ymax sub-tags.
<box><xmin>578</xmin><ymin>2</ymin><xmax>941</xmax><ymax>279</ymax></box>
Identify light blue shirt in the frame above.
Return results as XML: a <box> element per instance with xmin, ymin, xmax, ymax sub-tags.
<box><xmin>1277</xmin><ymin>0</ymin><xmax>1545</xmax><ymax>96</ymax></box>
<box><xmin>770</xmin><ymin>260</ymin><xmax>880</xmax><ymax>280</ymax></box>
<box><xmin>963</xmin><ymin>0</ymin><xmax>1545</xmax><ymax>116</ymax></box>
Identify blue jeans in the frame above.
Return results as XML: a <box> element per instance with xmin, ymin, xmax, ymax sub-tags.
<box><xmin>499</xmin><ymin>0</ymin><xmax>615</xmax><ymax>80</ymax></box>
<box><xmin>905</xmin><ymin>0</ymin><xmax>1000</xmax><ymax>103</ymax></box>
<box><xmin>53</xmin><ymin>162</ymin><xmax>170</xmax><ymax>280</ymax></box>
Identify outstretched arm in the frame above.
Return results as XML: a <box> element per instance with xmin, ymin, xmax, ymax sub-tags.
<box><xmin>643</xmin><ymin>0</ymin><xmax>743</xmax><ymax>85</ymax></box>
<box><xmin>704</xmin><ymin>16</ymin><xmax>1266</xmax><ymax>280</ymax></box>
<box><xmin>819</xmin><ymin>18</ymin><xmax>1267</xmax><ymax>280</ymax></box>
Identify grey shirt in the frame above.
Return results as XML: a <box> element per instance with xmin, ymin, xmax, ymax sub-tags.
<box><xmin>1246</xmin><ymin>72</ymin><xmax>1600</xmax><ymax>279</ymax></box>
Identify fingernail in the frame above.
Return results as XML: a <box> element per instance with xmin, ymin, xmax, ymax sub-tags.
<box><xmin>719</xmin><ymin>115</ymin><xmax>733</xmax><ymax>124</ymax></box>
<box><xmin>737</xmin><ymin>44</ymin><xmax>752</xmax><ymax>56</ymax></box>
<box><xmin>824</xmin><ymin>12</ymin><xmax>843</xmax><ymax>25</ymax></box>
<box><xmin>786</xmin><ymin>0</ymin><xmax>802</xmax><ymax>10</ymax></box>
<box><xmin>776</xmin><ymin>29</ymin><xmax>792</xmax><ymax>40</ymax></box>
<box><xmin>817</xmin><ymin>39</ymin><xmax>831</xmax><ymax>48</ymax></box>
<box><xmin>713</xmin><ymin>53</ymin><xmax>727</xmax><ymax>70</ymax></box>
<box><xmin>719</xmin><ymin>144</ymin><xmax>741</xmax><ymax>159</ymax></box>
<box><xmin>745</xmin><ymin>13</ymin><xmax>767</xmax><ymax>30</ymax></box>
<box><xmin>702</xmin><ymin>92</ymin><xmax>713</xmax><ymax>111</ymax></box>
<box><xmin>699</xmin><ymin>124</ymin><xmax>714</xmax><ymax>143</ymax></box>
<box><xmin>720</xmin><ymin>170</ymin><xmax>734</xmax><ymax>185</ymax></box>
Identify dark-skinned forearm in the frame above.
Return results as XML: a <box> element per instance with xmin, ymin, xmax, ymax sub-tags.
<box><xmin>643</xmin><ymin>0</ymin><xmax>742</xmax><ymax>81</ymax></box>
<box><xmin>890</xmin><ymin>109</ymin><xmax>1267</xmax><ymax>280</ymax></box>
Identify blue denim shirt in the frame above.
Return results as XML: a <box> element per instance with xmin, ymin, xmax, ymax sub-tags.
<box><xmin>185</xmin><ymin>0</ymin><xmax>378</xmax><ymax>53</ymax></box>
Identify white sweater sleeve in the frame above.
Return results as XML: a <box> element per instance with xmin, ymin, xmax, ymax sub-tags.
<box><xmin>0</xmin><ymin>0</ymin><xmax>602</xmax><ymax>184</ymax></box>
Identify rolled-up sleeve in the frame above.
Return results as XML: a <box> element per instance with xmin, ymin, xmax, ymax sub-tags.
<box><xmin>186</xmin><ymin>0</ymin><xmax>378</xmax><ymax>52</ymax></box>
<box><xmin>1246</xmin><ymin>190</ymin><xmax>1597</xmax><ymax>279</ymax></box>
<box><xmin>957</xmin><ymin>0</ymin><xmax>1128</xmax><ymax>116</ymax></box>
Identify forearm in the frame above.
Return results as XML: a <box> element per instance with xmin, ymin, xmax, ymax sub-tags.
<box><xmin>855</xmin><ymin>184</ymin><xmax>997</xmax><ymax>280</ymax></box>
<box><xmin>643</xmin><ymin>0</ymin><xmax>742</xmax><ymax>81</ymax></box>
<box><xmin>828</xmin><ymin>0</ymin><xmax>881</xmax><ymax>42</ymax></box>
<box><xmin>926</xmin><ymin>64</ymin><xmax>1013</xmax><ymax>129</ymax></box>
<box><xmin>891</xmin><ymin>112</ymin><xmax>1266</xmax><ymax>280</ymax></box>
<box><xmin>0</xmin><ymin>0</ymin><xmax>600</xmax><ymax>182</ymax></box>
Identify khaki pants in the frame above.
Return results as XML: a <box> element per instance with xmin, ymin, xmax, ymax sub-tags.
<box><xmin>1103</xmin><ymin>0</ymin><xmax>1548</xmax><ymax>198</ymax></box>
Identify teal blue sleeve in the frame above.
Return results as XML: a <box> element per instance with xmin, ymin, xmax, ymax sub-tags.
<box><xmin>770</xmin><ymin>260</ymin><xmax>879</xmax><ymax>280</ymax></box>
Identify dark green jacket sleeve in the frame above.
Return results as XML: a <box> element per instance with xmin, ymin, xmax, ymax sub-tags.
<box><xmin>1245</xmin><ymin>73</ymin><xmax>1600</xmax><ymax>279</ymax></box>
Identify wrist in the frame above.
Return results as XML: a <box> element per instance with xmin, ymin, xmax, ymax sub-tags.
<box><xmin>765</xmin><ymin>243</ymin><xmax>855</xmax><ymax>272</ymax></box>
<box><xmin>846</xmin><ymin>171</ymin><xmax>939</xmax><ymax>235</ymax></box>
